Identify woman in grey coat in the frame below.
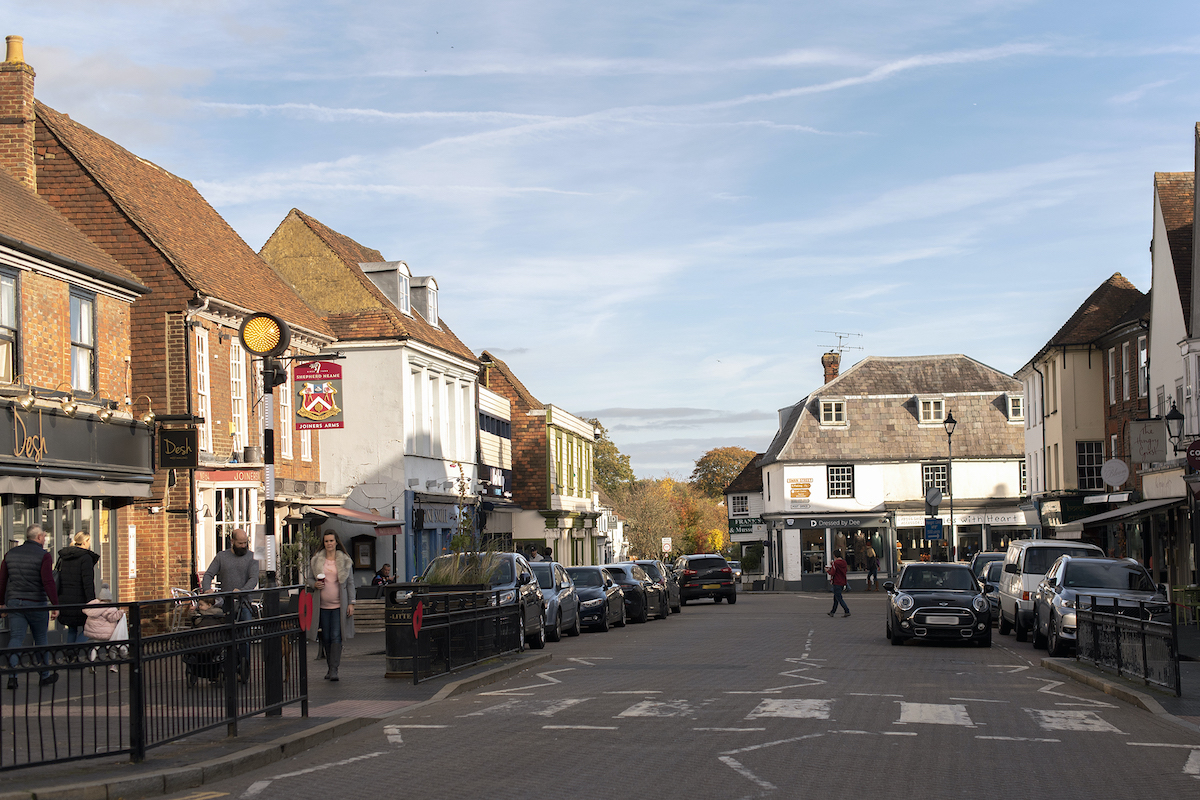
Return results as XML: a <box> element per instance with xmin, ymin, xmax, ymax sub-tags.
<box><xmin>307</xmin><ymin>531</ymin><xmax>355</xmax><ymax>681</ymax></box>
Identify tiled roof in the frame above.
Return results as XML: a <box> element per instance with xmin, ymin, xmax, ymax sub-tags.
<box><xmin>35</xmin><ymin>103</ymin><xmax>331</xmax><ymax>337</ymax></box>
<box><xmin>1155</xmin><ymin>172</ymin><xmax>1193</xmax><ymax>337</ymax></box>
<box><xmin>761</xmin><ymin>354</ymin><xmax>1023</xmax><ymax>464</ymax></box>
<box><xmin>267</xmin><ymin>209</ymin><xmax>477</xmax><ymax>362</ymax></box>
<box><xmin>723</xmin><ymin>453</ymin><xmax>764</xmax><ymax>495</ymax></box>
<box><xmin>0</xmin><ymin>166</ymin><xmax>142</xmax><ymax>289</ymax></box>
<box><xmin>479</xmin><ymin>351</ymin><xmax>541</xmax><ymax>410</ymax></box>
<box><xmin>1037</xmin><ymin>273</ymin><xmax>1144</xmax><ymax>352</ymax></box>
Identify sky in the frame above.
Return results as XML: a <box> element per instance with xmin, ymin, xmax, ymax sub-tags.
<box><xmin>9</xmin><ymin>1</ymin><xmax>1200</xmax><ymax>477</ymax></box>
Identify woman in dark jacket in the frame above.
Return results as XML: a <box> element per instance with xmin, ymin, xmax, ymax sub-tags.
<box><xmin>57</xmin><ymin>532</ymin><xmax>99</xmax><ymax>643</ymax></box>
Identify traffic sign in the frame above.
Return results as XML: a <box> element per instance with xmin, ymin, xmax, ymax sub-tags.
<box><xmin>1188</xmin><ymin>441</ymin><xmax>1200</xmax><ymax>471</ymax></box>
<box><xmin>924</xmin><ymin>518</ymin><xmax>944</xmax><ymax>540</ymax></box>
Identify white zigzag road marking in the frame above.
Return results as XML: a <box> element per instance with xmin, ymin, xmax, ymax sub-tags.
<box><xmin>480</xmin><ymin>668</ymin><xmax>574</xmax><ymax>696</ymax></box>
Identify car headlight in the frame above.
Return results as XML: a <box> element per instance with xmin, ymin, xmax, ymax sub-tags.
<box><xmin>896</xmin><ymin>594</ymin><xmax>914</xmax><ymax>611</ymax></box>
<box><xmin>580</xmin><ymin>598</ymin><xmax>603</xmax><ymax>609</ymax></box>
<box><xmin>1061</xmin><ymin>598</ymin><xmax>1075</xmax><ymax>609</ymax></box>
<box><xmin>493</xmin><ymin>589</ymin><xmax>517</xmax><ymax>606</ymax></box>
<box><xmin>972</xmin><ymin>595</ymin><xmax>988</xmax><ymax>612</ymax></box>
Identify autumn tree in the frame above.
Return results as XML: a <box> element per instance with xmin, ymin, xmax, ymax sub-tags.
<box><xmin>690</xmin><ymin>446</ymin><xmax>757</xmax><ymax>498</ymax></box>
<box><xmin>615</xmin><ymin>479</ymin><xmax>677</xmax><ymax>559</ymax></box>
<box><xmin>587</xmin><ymin>418</ymin><xmax>635</xmax><ymax>496</ymax></box>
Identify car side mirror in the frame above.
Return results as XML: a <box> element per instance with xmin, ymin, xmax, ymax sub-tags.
<box><xmin>518</xmin><ymin>573</ymin><xmax>531</xmax><ymax>585</ymax></box>
<box><xmin>605</xmin><ymin>579</ymin><xmax>613</xmax><ymax>587</ymax></box>
<box><xmin>982</xmin><ymin>583</ymin><xmax>993</xmax><ymax>594</ymax></box>
<box><xmin>1158</xmin><ymin>583</ymin><xmax>1169</xmax><ymax>598</ymax></box>
<box><xmin>883</xmin><ymin>581</ymin><xmax>895</xmax><ymax>593</ymax></box>
<box><xmin>1004</xmin><ymin>563</ymin><xmax>1019</xmax><ymax>574</ymax></box>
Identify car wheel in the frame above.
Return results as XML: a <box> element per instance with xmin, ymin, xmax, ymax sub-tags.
<box><xmin>1014</xmin><ymin>613</ymin><xmax>1028</xmax><ymax>643</ymax></box>
<box><xmin>713</xmin><ymin>595</ymin><xmax>723</xmax><ymax>604</ymax></box>
<box><xmin>1047</xmin><ymin>617</ymin><xmax>1067</xmax><ymax>657</ymax></box>
<box><xmin>886</xmin><ymin>615</ymin><xmax>892</xmax><ymax>640</ymax></box>
<box><xmin>615</xmin><ymin>604</ymin><xmax>627</xmax><ymax>627</ymax></box>
<box><xmin>726</xmin><ymin>591</ymin><xmax>737</xmax><ymax>605</ymax></box>
<box><xmin>672</xmin><ymin>597</ymin><xmax>681</xmax><ymax>613</ymax></box>
<box><xmin>658</xmin><ymin>595</ymin><xmax>669</xmax><ymax>619</ymax></box>
<box><xmin>1032</xmin><ymin>608</ymin><xmax>1047</xmax><ymax>650</ymax></box>
<box><xmin>998</xmin><ymin>610</ymin><xmax>1012</xmax><ymax>636</ymax></box>
<box><xmin>567</xmin><ymin>608</ymin><xmax>582</xmax><ymax>637</ymax></box>
<box><xmin>977</xmin><ymin>627</ymin><xmax>992</xmax><ymax>647</ymax></box>
<box><xmin>528</xmin><ymin>610</ymin><xmax>547</xmax><ymax>650</ymax></box>
<box><xmin>597</xmin><ymin>609</ymin><xmax>609</xmax><ymax>632</ymax></box>
<box><xmin>547</xmin><ymin>609</ymin><xmax>562</xmax><ymax>642</ymax></box>
<box><xmin>680</xmin><ymin>598</ymin><xmax>688</xmax><ymax>606</ymax></box>
<box><xmin>518</xmin><ymin>613</ymin><xmax>526</xmax><ymax>652</ymax></box>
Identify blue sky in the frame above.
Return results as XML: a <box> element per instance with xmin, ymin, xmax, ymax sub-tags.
<box><xmin>11</xmin><ymin>2</ymin><xmax>1200</xmax><ymax>476</ymax></box>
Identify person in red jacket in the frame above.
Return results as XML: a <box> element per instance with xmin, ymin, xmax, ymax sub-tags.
<box><xmin>827</xmin><ymin>549</ymin><xmax>851</xmax><ymax>617</ymax></box>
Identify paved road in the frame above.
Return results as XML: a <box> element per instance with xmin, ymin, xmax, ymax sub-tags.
<box><xmin>188</xmin><ymin>592</ymin><xmax>1200</xmax><ymax>800</ymax></box>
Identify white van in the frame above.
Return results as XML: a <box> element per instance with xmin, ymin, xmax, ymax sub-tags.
<box><xmin>997</xmin><ymin>539</ymin><xmax>1104</xmax><ymax>642</ymax></box>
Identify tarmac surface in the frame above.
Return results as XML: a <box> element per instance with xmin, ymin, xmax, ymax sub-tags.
<box><xmin>0</xmin><ymin>594</ymin><xmax>1197</xmax><ymax>800</ymax></box>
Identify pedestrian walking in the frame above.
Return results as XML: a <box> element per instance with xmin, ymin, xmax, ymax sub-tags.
<box><xmin>0</xmin><ymin>524</ymin><xmax>61</xmax><ymax>687</ymax></box>
<box><xmin>307</xmin><ymin>531</ymin><xmax>355</xmax><ymax>681</ymax></box>
<box><xmin>827</xmin><ymin>549</ymin><xmax>851</xmax><ymax>617</ymax></box>
<box><xmin>56</xmin><ymin>531</ymin><xmax>100</xmax><ymax>645</ymax></box>
<box><xmin>201</xmin><ymin>528</ymin><xmax>259</xmax><ymax>675</ymax></box>
<box><xmin>865</xmin><ymin>544</ymin><xmax>879</xmax><ymax>591</ymax></box>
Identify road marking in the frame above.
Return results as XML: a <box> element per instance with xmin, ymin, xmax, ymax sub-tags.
<box><xmin>718</xmin><ymin>756</ymin><xmax>777</xmax><ymax>791</ymax></box>
<box><xmin>241</xmin><ymin>753</ymin><xmax>386</xmax><ymax>798</ymax></box>
<box><xmin>567</xmin><ymin>657</ymin><xmax>613</xmax><ymax>666</ymax></box>
<box><xmin>976</xmin><ymin>736</ymin><xmax>1061</xmax><ymax>742</ymax></box>
<box><xmin>458</xmin><ymin>699</ymin><xmax>522</xmax><ymax>717</ymax></box>
<box><xmin>694</xmin><ymin>727</ymin><xmax>766</xmax><ymax>732</ymax></box>
<box><xmin>1130</xmin><ymin>745</ymin><xmax>1200</xmax><ymax>780</ymax></box>
<box><xmin>1029</xmin><ymin>678</ymin><xmax>1115</xmax><ymax>708</ymax></box>
<box><xmin>895</xmin><ymin>702</ymin><xmax>974</xmax><ymax>727</ymax></box>
<box><xmin>1025</xmin><ymin>709</ymin><xmax>1125</xmax><ymax>734</ymax></box>
<box><xmin>387</xmin><ymin>724</ymin><xmax>448</xmax><ymax>728</ymax></box>
<box><xmin>949</xmin><ymin>697</ymin><xmax>1007</xmax><ymax>703</ymax></box>
<box><xmin>1127</xmin><ymin>742</ymin><xmax>1200</xmax><ymax>748</ymax></box>
<box><xmin>542</xmin><ymin>725</ymin><xmax>618</xmax><ymax>730</ymax></box>
<box><xmin>603</xmin><ymin>690</ymin><xmax>661</xmax><ymax>694</ymax></box>
<box><xmin>746</xmin><ymin>699</ymin><xmax>832</xmax><ymax>720</ymax></box>
<box><xmin>1187</xmin><ymin>750</ymin><xmax>1200</xmax><ymax>778</ymax></box>
<box><xmin>382</xmin><ymin>725</ymin><xmax>404</xmax><ymax>745</ymax></box>
<box><xmin>848</xmin><ymin>692</ymin><xmax>903</xmax><ymax>697</ymax></box>
<box><xmin>726</xmin><ymin>657</ymin><xmax>827</xmax><ymax>694</ymax></box>
<box><xmin>882</xmin><ymin>732</ymin><xmax>918</xmax><ymax>736</ymax></box>
<box><xmin>175</xmin><ymin>794</ymin><xmax>228</xmax><ymax>800</ymax></box>
<box><xmin>989</xmin><ymin>664</ymin><xmax>1029</xmax><ymax>673</ymax></box>
<box><xmin>618</xmin><ymin>699</ymin><xmax>697</xmax><ymax>718</ymax></box>
<box><xmin>721</xmin><ymin>732</ymin><xmax>825</xmax><ymax>755</ymax></box>
<box><xmin>480</xmin><ymin>668</ymin><xmax>574</xmax><ymax>696</ymax></box>
<box><xmin>533</xmin><ymin>698</ymin><xmax>593</xmax><ymax>717</ymax></box>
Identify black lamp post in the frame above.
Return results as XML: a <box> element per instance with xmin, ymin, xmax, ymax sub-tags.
<box><xmin>944</xmin><ymin>410</ymin><xmax>957</xmax><ymax>561</ymax></box>
<box><xmin>1166</xmin><ymin>401</ymin><xmax>1186</xmax><ymax>453</ymax></box>
<box><xmin>239</xmin><ymin>312</ymin><xmax>291</xmax><ymax>587</ymax></box>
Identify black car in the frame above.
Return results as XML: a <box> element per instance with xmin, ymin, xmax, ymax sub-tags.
<box><xmin>567</xmin><ymin>566</ymin><xmax>626</xmax><ymax>631</ymax></box>
<box><xmin>635</xmin><ymin>559</ymin><xmax>681</xmax><ymax>613</ymax></box>
<box><xmin>673</xmin><ymin>554</ymin><xmax>736</xmax><ymax>605</ymax></box>
<box><xmin>969</xmin><ymin>551</ymin><xmax>1006</xmax><ymax>579</ymax></box>
<box><xmin>603</xmin><ymin>563</ymin><xmax>668</xmax><ymax>623</ymax></box>
<box><xmin>885</xmin><ymin>562</ymin><xmax>992</xmax><ymax>647</ymax></box>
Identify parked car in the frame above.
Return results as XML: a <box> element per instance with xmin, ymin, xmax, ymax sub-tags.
<box><xmin>981</xmin><ymin>559</ymin><xmax>1003</xmax><ymax>624</ymax></box>
<box><xmin>635</xmin><ymin>559</ymin><xmax>681</xmax><ymax>613</ymax></box>
<box><xmin>419</xmin><ymin>551</ymin><xmax>547</xmax><ymax>649</ymax></box>
<box><xmin>997</xmin><ymin>540</ymin><xmax>1104</xmax><ymax>642</ymax></box>
<box><xmin>603</xmin><ymin>563</ymin><xmax>668</xmax><ymax>623</ymax></box>
<box><xmin>1031</xmin><ymin>556</ymin><xmax>1168</xmax><ymax>657</ymax></box>
<box><xmin>728</xmin><ymin>560</ymin><xmax>743</xmax><ymax>589</ymax></box>
<box><xmin>969</xmin><ymin>551</ymin><xmax>1006</xmax><ymax>579</ymax></box>
<box><xmin>673</xmin><ymin>554</ymin><xmax>736</xmax><ymax>604</ymax></box>
<box><xmin>885</xmin><ymin>562</ymin><xmax>992</xmax><ymax>647</ymax></box>
<box><xmin>531</xmin><ymin>561</ymin><xmax>582</xmax><ymax>642</ymax></box>
<box><xmin>567</xmin><ymin>566</ymin><xmax>626</xmax><ymax>631</ymax></box>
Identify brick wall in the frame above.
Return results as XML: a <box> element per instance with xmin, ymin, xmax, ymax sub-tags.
<box><xmin>0</xmin><ymin>55</ymin><xmax>35</xmax><ymax>191</ymax></box>
<box><xmin>1101</xmin><ymin>331</ymin><xmax>1150</xmax><ymax>492</ymax></box>
<box><xmin>483</xmin><ymin>368</ymin><xmax>546</xmax><ymax>510</ymax></box>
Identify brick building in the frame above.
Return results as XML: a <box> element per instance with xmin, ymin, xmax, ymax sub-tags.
<box><xmin>0</xmin><ymin>36</ymin><xmax>337</xmax><ymax>599</ymax></box>
<box><xmin>0</xmin><ymin>38</ymin><xmax>152</xmax><ymax>598</ymax></box>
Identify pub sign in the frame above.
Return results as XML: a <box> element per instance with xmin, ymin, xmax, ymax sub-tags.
<box><xmin>295</xmin><ymin>361</ymin><xmax>344</xmax><ymax>430</ymax></box>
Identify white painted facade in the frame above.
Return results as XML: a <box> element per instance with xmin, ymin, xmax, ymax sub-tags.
<box><xmin>1016</xmin><ymin>349</ymin><xmax>1105</xmax><ymax>497</ymax></box>
<box><xmin>1150</xmin><ymin>187</ymin><xmax>1188</xmax><ymax>435</ymax></box>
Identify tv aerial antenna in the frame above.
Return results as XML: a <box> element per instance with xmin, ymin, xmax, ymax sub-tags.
<box><xmin>816</xmin><ymin>330</ymin><xmax>863</xmax><ymax>356</ymax></box>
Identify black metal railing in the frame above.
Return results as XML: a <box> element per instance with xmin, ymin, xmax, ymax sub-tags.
<box><xmin>0</xmin><ymin>586</ymin><xmax>307</xmax><ymax>770</ymax></box>
<box><xmin>1075</xmin><ymin>595</ymin><xmax>1180</xmax><ymax>696</ymax></box>
<box><xmin>385</xmin><ymin>585</ymin><xmax>522</xmax><ymax>683</ymax></box>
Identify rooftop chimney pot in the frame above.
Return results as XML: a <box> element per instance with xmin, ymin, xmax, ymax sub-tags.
<box><xmin>4</xmin><ymin>36</ymin><xmax>23</xmax><ymax>64</ymax></box>
<box><xmin>821</xmin><ymin>352</ymin><xmax>841</xmax><ymax>384</ymax></box>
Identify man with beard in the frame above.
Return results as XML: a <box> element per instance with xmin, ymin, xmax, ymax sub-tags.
<box><xmin>201</xmin><ymin>529</ymin><xmax>259</xmax><ymax>677</ymax></box>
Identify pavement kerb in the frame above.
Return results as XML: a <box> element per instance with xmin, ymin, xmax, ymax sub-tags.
<box><xmin>12</xmin><ymin>652</ymin><xmax>555</xmax><ymax>800</ymax></box>
<box><xmin>1041</xmin><ymin>657</ymin><xmax>1200</xmax><ymax>734</ymax></box>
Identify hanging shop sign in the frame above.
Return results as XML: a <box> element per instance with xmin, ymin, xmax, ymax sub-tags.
<box><xmin>295</xmin><ymin>361</ymin><xmax>344</xmax><ymax>430</ymax></box>
<box><xmin>158</xmin><ymin>428</ymin><xmax>198</xmax><ymax>468</ymax></box>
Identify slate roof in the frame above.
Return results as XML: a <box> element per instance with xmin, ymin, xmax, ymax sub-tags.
<box><xmin>264</xmin><ymin>209</ymin><xmax>477</xmax><ymax>362</ymax></box>
<box><xmin>762</xmin><ymin>355</ymin><xmax>1023</xmax><ymax>464</ymax></box>
<box><xmin>479</xmin><ymin>351</ymin><xmax>541</xmax><ymax>410</ymax></box>
<box><xmin>35</xmin><ymin>103</ymin><xmax>330</xmax><ymax>337</ymax></box>
<box><xmin>723</xmin><ymin>453</ymin><xmax>764</xmax><ymax>495</ymax></box>
<box><xmin>0</xmin><ymin>166</ymin><xmax>143</xmax><ymax>291</ymax></box>
<box><xmin>1155</xmin><ymin>172</ymin><xmax>1193</xmax><ymax>338</ymax></box>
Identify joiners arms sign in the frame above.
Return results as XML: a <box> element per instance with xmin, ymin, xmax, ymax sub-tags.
<box><xmin>294</xmin><ymin>361</ymin><xmax>344</xmax><ymax>430</ymax></box>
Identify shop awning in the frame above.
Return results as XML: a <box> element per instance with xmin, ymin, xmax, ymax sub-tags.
<box><xmin>38</xmin><ymin>477</ymin><xmax>153</xmax><ymax>498</ymax></box>
<box><xmin>1056</xmin><ymin>497</ymin><xmax>1185</xmax><ymax>535</ymax></box>
<box><xmin>306</xmin><ymin>505</ymin><xmax>404</xmax><ymax>530</ymax></box>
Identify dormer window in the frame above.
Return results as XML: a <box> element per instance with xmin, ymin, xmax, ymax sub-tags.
<box><xmin>1007</xmin><ymin>394</ymin><xmax>1024</xmax><ymax>422</ymax></box>
<box><xmin>398</xmin><ymin>272</ymin><xmax>410</xmax><ymax>315</ymax></box>
<box><xmin>427</xmin><ymin>285</ymin><xmax>438</xmax><ymax>324</ymax></box>
<box><xmin>919</xmin><ymin>397</ymin><xmax>945</xmax><ymax>424</ymax></box>
<box><xmin>820</xmin><ymin>400</ymin><xmax>846</xmax><ymax>425</ymax></box>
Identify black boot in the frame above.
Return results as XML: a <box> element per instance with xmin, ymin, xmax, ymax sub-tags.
<box><xmin>328</xmin><ymin>642</ymin><xmax>342</xmax><ymax>682</ymax></box>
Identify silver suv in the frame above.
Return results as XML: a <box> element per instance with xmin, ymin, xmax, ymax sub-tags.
<box><xmin>1030</xmin><ymin>555</ymin><xmax>1166</xmax><ymax>657</ymax></box>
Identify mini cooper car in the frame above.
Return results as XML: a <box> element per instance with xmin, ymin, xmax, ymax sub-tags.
<box><xmin>885</xmin><ymin>562</ymin><xmax>992</xmax><ymax>647</ymax></box>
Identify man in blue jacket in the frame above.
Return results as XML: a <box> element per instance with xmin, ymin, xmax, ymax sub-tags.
<box><xmin>0</xmin><ymin>525</ymin><xmax>61</xmax><ymax>688</ymax></box>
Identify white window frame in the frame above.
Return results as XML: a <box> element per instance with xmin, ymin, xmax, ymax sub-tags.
<box><xmin>730</xmin><ymin>495</ymin><xmax>749</xmax><ymax>516</ymax></box>
<box><xmin>919</xmin><ymin>397</ymin><xmax>945</xmax><ymax>424</ymax></box>
<box><xmin>195</xmin><ymin>327</ymin><xmax>212</xmax><ymax>452</ymax></box>
<box><xmin>1077</xmin><ymin>441</ymin><xmax>1104</xmax><ymax>491</ymax></box>
<box><xmin>1007</xmin><ymin>395</ymin><xmax>1024</xmax><ymax>422</ymax></box>
<box><xmin>1019</xmin><ymin>459</ymin><xmax>1027</xmax><ymax>495</ymax></box>
<box><xmin>278</xmin><ymin>350</ymin><xmax>294</xmax><ymax>460</ymax></box>
<box><xmin>70</xmin><ymin>292</ymin><xmax>95</xmax><ymax>393</ymax></box>
<box><xmin>820</xmin><ymin>400</ymin><xmax>846</xmax><ymax>425</ymax></box>
<box><xmin>922</xmin><ymin>463</ymin><xmax>948</xmax><ymax>494</ymax></box>
<box><xmin>427</xmin><ymin>288</ymin><xmax>438</xmax><ymax>327</ymax></box>
<box><xmin>229</xmin><ymin>341</ymin><xmax>247</xmax><ymax>454</ymax></box>
<box><xmin>1137</xmin><ymin>336</ymin><xmax>1148</xmax><ymax>398</ymax></box>
<box><xmin>300</xmin><ymin>429</ymin><xmax>312</xmax><ymax>462</ymax></box>
<box><xmin>827</xmin><ymin>465</ymin><xmax>854</xmax><ymax>498</ymax></box>
<box><xmin>399</xmin><ymin>273</ymin><xmax>411</xmax><ymax>315</ymax></box>
<box><xmin>1108</xmin><ymin>348</ymin><xmax>1116</xmax><ymax>405</ymax></box>
<box><xmin>1122</xmin><ymin>342</ymin><xmax>1130</xmax><ymax>401</ymax></box>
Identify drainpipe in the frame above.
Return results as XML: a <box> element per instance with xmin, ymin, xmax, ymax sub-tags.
<box><xmin>1032</xmin><ymin>359</ymin><xmax>1048</xmax><ymax>500</ymax></box>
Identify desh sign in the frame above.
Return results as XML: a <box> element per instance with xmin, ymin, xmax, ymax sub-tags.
<box><xmin>294</xmin><ymin>361</ymin><xmax>345</xmax><ymax>430</ymax></box>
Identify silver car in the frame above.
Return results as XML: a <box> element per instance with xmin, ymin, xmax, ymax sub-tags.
<box><xmin>1031</xmin><ymin>556</ymin><xmax>1166</xmax><ymax>657</ymax></box>
<box><xmin>531</xmin><ymin>561</ymin><xmax>581</xmax><ymax>642</ymax></box>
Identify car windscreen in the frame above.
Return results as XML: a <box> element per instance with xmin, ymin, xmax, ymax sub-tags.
<box><xmin>1024</xmin><ymin>547</ymin><xmax>1100</xmax><ymax>575</ymax></box>
<box><xmin>568</xmin><ymin>569</ymin><xmax>602</xmax><ymax>587</ymax></box>
<box><xmin>728</xmin><ymin>561</ymin><xmax>741</xmax><ymax>569</ymax></box>
<box><xmin>689</xmin><ymin>558</ymin><xmax>727</xmax><ymax>570</ymax></box>
<box><xmin>531</xmin><ymin>563</ymin><xmax>554</xmax><ymax>590</ymax></box>
<box><xmin>421</xmin><ymin>554</ymin><xmax>513</xmax><ymax>585</ymax></box>
<box><xmin>639</xmin><ymin>563</ymin><xmax>663</xmax><ymax>580</ymax></box>
<box><xmin>899</xmin><ymin>567</ymin><xmax>977</xmax><ymax>591</ymax></box>
<box><xmin>1063</xmin><ymin>562</ymin><xmax>1155</xmax><ymax>592</ymax></box>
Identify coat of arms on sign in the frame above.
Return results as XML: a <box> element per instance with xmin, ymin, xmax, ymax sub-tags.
<box><xmin>298</xmin><ymin>381</ymin><xmax>341</xmax><ymax>421</ymax></box>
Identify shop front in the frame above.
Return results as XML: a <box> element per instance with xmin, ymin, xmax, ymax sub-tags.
<box><xmin>763</xmin><ymin>513</ymin><xmax>891</xmax><ymax>592</ymax></box>
<box><xmin>893</xmin><ymin>507</ymin><xmax>1033</xmax><ymax>564</ymax></box>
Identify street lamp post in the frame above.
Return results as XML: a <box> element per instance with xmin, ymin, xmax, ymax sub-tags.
<box><xmin>944</xmin><ymin>410</ymin><xmax>957</xmax><ymax>562</ymax></box>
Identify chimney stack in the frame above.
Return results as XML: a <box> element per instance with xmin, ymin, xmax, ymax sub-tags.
<box><xmin>0</xmin><ymin>35</ymin><xmax>36</xmax><ymax>191</ymax></box>
<box><xmin>821</xmin><ymin>352</ymin><xmax>840</xmax><ymax>384</ymax></box>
